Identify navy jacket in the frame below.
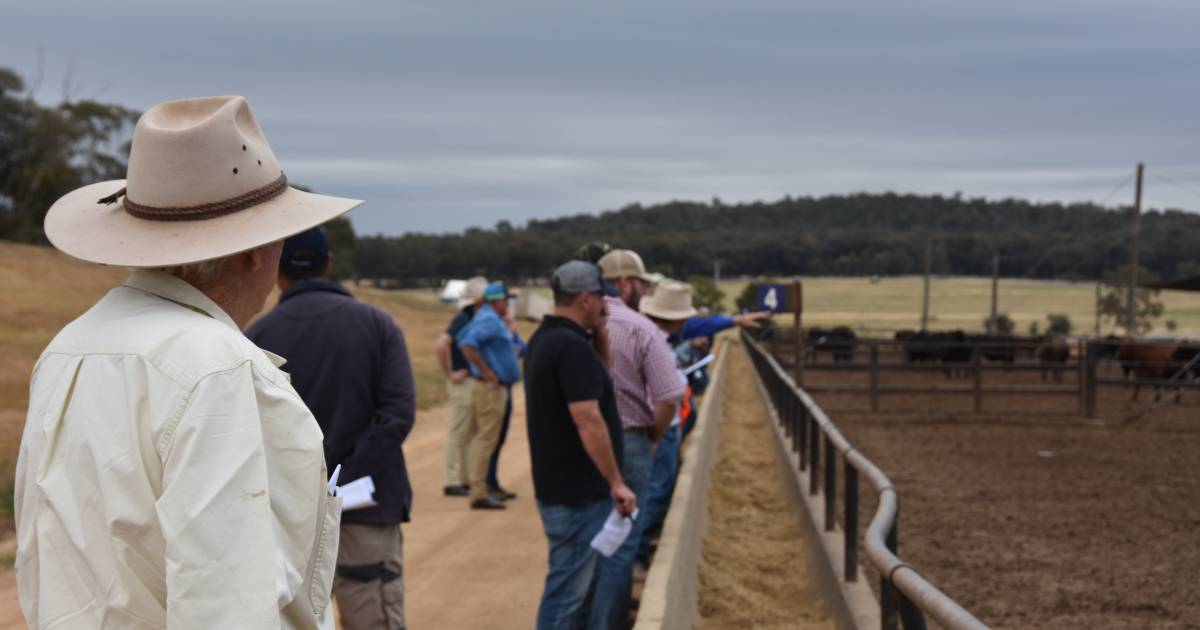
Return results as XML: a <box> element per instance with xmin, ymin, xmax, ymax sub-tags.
<box><xmin>247</xmin><ymin>279</ymin><xmax>416</xmax><ymax>524</ymax></box>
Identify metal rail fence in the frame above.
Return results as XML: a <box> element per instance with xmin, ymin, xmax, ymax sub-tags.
<box><xmin>742</xmin><ymin>331</ymin><xmax>988</xmax><ymax>630</ymax></box>
<box><xmin>764</xmin><ymin>333</ymin><xmax>1200</xmax><ymax>418</ymax></box>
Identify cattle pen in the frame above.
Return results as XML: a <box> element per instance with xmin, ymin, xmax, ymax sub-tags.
<box><xmin>760</xmin><ymin>331</ymin><xmax>1200</xmax><ymax>419</ymax></box>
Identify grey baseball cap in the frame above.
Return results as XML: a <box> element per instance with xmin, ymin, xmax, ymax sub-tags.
<box><xmin>551</xmin><ymin>260</ymin><xmax>620</xmax><ymax>296</ymax></box>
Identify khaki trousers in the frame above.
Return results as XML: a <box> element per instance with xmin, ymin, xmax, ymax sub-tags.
<box><xmin>467</xmin><ymin>382</ymin><xmax>507</xmax><ymax>501</ymax></box>
<box><xmin>334</xmin><ymin>522</ymin><xmax>405</xmax><ymax>630</ymax></box>
<box><xmin>442</xmin><ymin>378</ymin><xmax>475</xmax><ymax>486</ymax></box>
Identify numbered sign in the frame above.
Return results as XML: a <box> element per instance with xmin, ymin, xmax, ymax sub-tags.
<box><xmin>755</xmin><ymin>283</ymin><xmax>793</xmax><ymax>313</ymax></box>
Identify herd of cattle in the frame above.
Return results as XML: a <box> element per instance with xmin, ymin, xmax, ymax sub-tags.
<box><xmin>802</xmin><ymin>327</ymin><xmax>1200</xmax><ymax>400</ymax></box>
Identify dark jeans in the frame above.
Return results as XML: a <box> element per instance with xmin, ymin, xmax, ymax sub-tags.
<box><xmin>587</xmin><ymin>431</ymin><xmax>654</xmax><ymax>630</ymax></box>
<box><xmin>536</xmin><ymin>498</ymin><xmax>611</xmax><ymax>630</ymax></box>
<box><xmin>635</xmin><ymin>425</ymin><xmax>680</xmax><ymax>561</ymax></box>
<box><xmin>486</xmin><ymin>387</ymin><xmax>513</xmax><ymax>491</ymax></box>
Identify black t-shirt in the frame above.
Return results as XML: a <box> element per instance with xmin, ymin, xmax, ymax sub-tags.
<box><xmin>524</xmin><ymin>315</ymin><xmax>623</xmax><ymax>506</ymax></box>
<box><xmin>446</xmin><ymin>306</ymin><xmax>474</xmax><ymax>372</ymax></box>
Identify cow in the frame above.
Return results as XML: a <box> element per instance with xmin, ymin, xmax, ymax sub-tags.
<box><xmin>895</xmin><ymin>329</ymin><xmax>970</xmax><ymax>377</ymax></box>
<box><xmin>1037</xmin><ymin>336</ymin><xmax>1071</xmax><ymax>383</ymax></box>
<box><xmin>969</xmin><ymin>334</ymin><xmax>1018</xmax><ymax>364</ymax></box>
<box><xmin>808</xmin><ymin>326</ymin><xmax>857</xmax><ymax>362</ymax></box>
<box><xmin>1169</xmin><ymin>344</ymin><xmax>1200</xmax><ymax>383</ymax></box>
<box><xmin>1116</xmin><ymin>341</ymin><xmax>1180</xmax><ymax>402</ymax></box>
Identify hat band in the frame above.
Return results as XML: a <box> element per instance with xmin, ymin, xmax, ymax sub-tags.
<box><xmin>97</xmin><ymin>172</ymin><xmax>289</xmax><ymax>222</ymax></box>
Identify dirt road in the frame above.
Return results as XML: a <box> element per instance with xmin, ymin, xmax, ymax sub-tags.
<box><xmin>0</xmin><ymin>392</ymin><xmax>550</xmax><ymax>629</ymax></box>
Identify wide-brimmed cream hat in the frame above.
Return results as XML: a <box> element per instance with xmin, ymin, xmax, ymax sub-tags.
<box><xmin>597</xmin><ymin>249</ymin><xmax>658</xmax><ymax>283</ymax></box>
<box><xmin>639</xmin><ymin>279</ymin><xmax>698</xmax><ymax>321</ymax></box>
<box><xmin>457</xmin><ymin>276</ymin><xmax>489</xmax><ymax>307</ymax></box>
<box><xmin>44</xmin><ymin>95</ymin><xmax>363</xmax><ymax>267</ymax></box>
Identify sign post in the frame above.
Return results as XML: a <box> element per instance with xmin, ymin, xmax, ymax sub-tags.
<box><xmin>755</xmin><ymin>281</ymin><xmax>804</xmax><ymax>386</ymax></box>
<box><xmin>793</xmin><ymin>280</ymin><xmax>803</xmax><ymax>387</ymax></box>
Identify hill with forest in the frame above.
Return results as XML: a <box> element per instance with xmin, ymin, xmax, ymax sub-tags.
<box><xmin>353</xmin><ymin>193</ymin><xmax>1200</xmax><ymax>286</ymax></box>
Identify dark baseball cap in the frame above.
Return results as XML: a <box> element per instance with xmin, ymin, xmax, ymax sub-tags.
<box><xmin>551</xmin><ymin>260</ymin><xmax>619</xmax><ymax>296</ymax></box>
<box><xmin>281</xmin><ymin>227</ymin><xmax>330</xmax><ymax>272</ymax></box>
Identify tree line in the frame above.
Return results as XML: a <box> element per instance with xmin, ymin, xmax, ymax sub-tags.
<box><xmin>352</xmin><ymin>194</ymin><xmax>1200</xmax><ymax>287</ymax></box>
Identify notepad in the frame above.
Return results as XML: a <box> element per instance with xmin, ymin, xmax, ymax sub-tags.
<box><xmin>335</xmin><ymin>475</ymin><xmax>378</xmax><ymax>511</ymax></box>
<box><xmin>590</xmin><ymin>508</ymin><xmax>639</xmax><ymax>558</ymax></box>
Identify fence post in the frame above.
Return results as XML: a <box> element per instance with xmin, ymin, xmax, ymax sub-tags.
<box><xmin>844</xmin><ymin>462</ymin><xmax>858</xmax><ymax>582</ymax></box>
<box><xmin>1076</xmin><ymin>338</ymin><xmax>1085</xmax><ymax>414</ymax></box>
<box><xmin>799</xmin><ymin>405</ymin><xmax>809</xmax><ymax>471</ymax></box>
<box><xmin>1085</xmin><ymin>341</ymin><xmax>1098</xmax><ymax>419</ymax></box>
<box><xmin>824</xmin><ymin>438</ymin><xmax>836</xmax><ymax>531</ymax></box>
<box><xmin>809</xmin><ymin>419</ymin><xmax>821</xmax><ymax>496</ymax></box>
<box><xmin>972</xmin><ymin>346</ymin><xmax>983</xmax><ymax>413</ymax></box>
<box><xmin>870</xmin><ymin>344</ymin><xmax>880</xmax><ymax>412</ymax></box>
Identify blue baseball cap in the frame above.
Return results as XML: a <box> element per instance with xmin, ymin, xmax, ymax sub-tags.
<box><xmin>482</xmin><ymin>282</ymin><xmax>516</xmax><ymax>302</ymax></box>
<box><xmin>281</xmin><ymin>227</ymin><xmax>330</xmax><ymax>272</ymax></box>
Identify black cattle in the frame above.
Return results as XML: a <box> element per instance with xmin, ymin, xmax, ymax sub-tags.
<box><xmin>895</xmin><ymin>329</ymin><xmax>970</xmax><ymax>377</ymax></box>
<box><xmin>808</xmin><ymin>326</ymin><xmax>857</xmax><ymax>362</ymax></box>
<box><xmin>1037</xmin><ymin>336</ymin><xmax>1071</xmax><ymax>383</ymax></box>
<box><xmin>968</xmin><ymin>334</ymin><xmax>1017</xmax><ymax>364</ymax></box>
<box><xmin>1094</xmin><ymin>335</ymin><xmax>1130</xmax><ymax>378</ymax></box>
<box><xmin>1169</xmin><ymin>344</ymin><xmax>1200</xmax><ymax>383</ymax></box>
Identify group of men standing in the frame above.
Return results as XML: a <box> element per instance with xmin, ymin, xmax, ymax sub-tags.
<box><xmin>525</xmin><ymin>249</ymin><xmax>702</xmax><ymax>630</ymax></box>
<box><xmin>12</xmin><ymin>94</ymin><xmax>768</xmax><ymax>630</ymax></box>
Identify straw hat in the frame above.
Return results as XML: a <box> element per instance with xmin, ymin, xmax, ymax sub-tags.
<box><xmin>44</xmin><ymin>95</ymin><xmax>363</xmax><ymax>267</ymax></box>
<box><xmin>639</xmin><ymin>279</ymin><xmax>698</xmax><ymax>321</ymax></box>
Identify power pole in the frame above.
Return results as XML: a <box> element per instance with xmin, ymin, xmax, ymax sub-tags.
<box><xmin>1126</xmin><ymin>162</ymin><xmax>1143</xmax><ymax>337</ymax></box>
<box><xmin>989</xmin><ymin>242</ymin><xmax>999</xmax><ymax>334</ymax></box>
<box><xmin>921</xmin><ymin>237</ymin><xmax>932</xmax><ymax>331</ymax></box>
<box><xmin>1094</xmin><ymin>281</ymin><xmax>1102</xmax><ymax>336</ymax></box>
<box><xmin>713</xmin><ymin>259</ymin><xmax>721</xmax><ymax>287</ymax></box>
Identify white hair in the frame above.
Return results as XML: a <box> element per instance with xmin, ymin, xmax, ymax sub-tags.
<box><xmin>156</xmin><ymin>256</ymin><xmax>227</xmax><ymax>286</ymax></box>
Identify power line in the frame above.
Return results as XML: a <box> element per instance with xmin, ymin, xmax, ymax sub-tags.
<box><xmin>1099</xmin><ymin>171</ymin><xmax>1135</xmax><ymax>207</ymax></box>
<box><xmin>1152</xmin><ymin>173</ymin><xmax>1200</xmax><ymax>207</ymax></box>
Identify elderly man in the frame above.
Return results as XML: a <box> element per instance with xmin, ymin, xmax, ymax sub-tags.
<box><xmin>590</xmin><ymin>249</ymin><xmax>685</xmax><ymax>629</ymax></box>
<box><xmin>456</xmin><ymin>282</ymin><xmax>522</xmax><ymax>510</ymax></box>
<box><xmin>248</xmin><ymin>227</ymin><xmax>416</xmax><ymax>630</ymax></box>
<box><xmin>14</xmin><ymin>96</ymin><xmax>360</xmax><ymax>628</ymax></box>
<box><xmin>435</xmin><ymin>275</ymin><xmax>488</xmax><ymax>496</ymax></box>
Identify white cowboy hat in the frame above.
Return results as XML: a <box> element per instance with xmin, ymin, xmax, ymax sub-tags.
<box><xmin>44</xmin><ymin>95</ymin><xmax>363</xmax><ymax>268</ymax></box>
<box><xmin>639</xmin><ymin>279</ymin><xmax>698</xmax><ymax>321</ymax></box>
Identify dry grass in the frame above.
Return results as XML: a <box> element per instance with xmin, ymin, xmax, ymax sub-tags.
<box><xmin>720</xmin><ymin>276</ymin><xmax>1200</xmax><ymax>337</ymax></box>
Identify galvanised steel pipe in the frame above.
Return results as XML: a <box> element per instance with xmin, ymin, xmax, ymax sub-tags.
<box><xmin>741</xmin><ymin>332</ymin><xmax>990</xmax><ymax>630</ymax></box>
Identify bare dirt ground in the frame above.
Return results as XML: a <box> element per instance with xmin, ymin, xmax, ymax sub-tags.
<box><xmin>696</xmin><ymin>347</ymin><xmax>834</xmax><ymax>630</ymax></box>
<box><xmin>797</xmin><ymin>361</ymin><xmax>1200</xmax><ymax>629</ymax></box>
<box><xmin>0</xmin><ymin>393</ymin><xmax>551</xmax><ymax>629</ymax></box>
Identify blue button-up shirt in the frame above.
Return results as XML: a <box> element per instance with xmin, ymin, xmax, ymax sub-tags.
<box><xmin>456</xmin><ymin>303</ymin><xmax>521</xmax><ymax>385</ymax></box>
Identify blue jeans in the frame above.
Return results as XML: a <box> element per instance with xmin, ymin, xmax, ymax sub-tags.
<box><xmin>537</xmin><ymin>498</ymin><xmax>612</xmax><ymax>630</ymax></box>
<box><xmin>587</xmin><ymin>431</ymin><xmax>654</xmax><ymax>630</ymax></box>
<box><xmin>635</xmin><ymin>425</ymin><xmax>680</xmax><ymax>560</ymax></box>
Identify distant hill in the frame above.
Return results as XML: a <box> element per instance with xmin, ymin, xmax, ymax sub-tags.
<box><xmin>354</xmin><ymin>192</ymin><xmax>1200</xmax><ymax>285</ymax></box>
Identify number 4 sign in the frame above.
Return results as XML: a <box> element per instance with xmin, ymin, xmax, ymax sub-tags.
<box><xmin>755</xmin><ymin>283</ymin><xmax>793</xmax><ymax>314</ymax></box>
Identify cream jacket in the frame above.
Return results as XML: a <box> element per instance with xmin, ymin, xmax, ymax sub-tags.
<box><xmin>15</xmin><ymin>270</ymin><xmax>341</xmax><ymax>629</ymax></box>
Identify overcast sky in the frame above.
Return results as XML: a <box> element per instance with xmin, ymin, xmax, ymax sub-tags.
<box><xmin>5</xmin><ymin>1</ymin><xmax>1199</xmax><ymax>235</ymax></box>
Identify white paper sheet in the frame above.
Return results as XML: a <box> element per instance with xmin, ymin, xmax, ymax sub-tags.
<box><xmin>336</xmin><ymin>475</ymin><xmax>378</xmax><ymax>511</ymax></box>
<box><xmin>590</xmin><ymin>508</ymin><xmax>639</xmax><ymax>558</ymax></box>
<box><xmin>682</xmin><ymin>354</ymin><xmax>715</xmax><ymax>376</ymax></box>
